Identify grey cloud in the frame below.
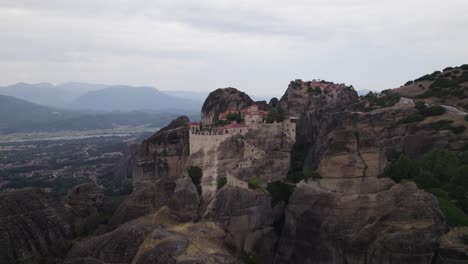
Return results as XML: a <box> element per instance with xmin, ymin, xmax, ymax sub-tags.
<box><xmin>1</xmin><ymin>0</ymin><xmax>468</xmax><ymax>95</ymax></box>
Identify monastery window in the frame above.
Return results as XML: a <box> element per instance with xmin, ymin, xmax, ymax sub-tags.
<box><xmin>225</xmin><ymin>130</ymin><xmax>229</xmax><ymax>134</ymax></box>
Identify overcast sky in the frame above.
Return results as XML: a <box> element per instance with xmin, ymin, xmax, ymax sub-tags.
<box><xmin>1</xmin><ymin>0</ymin><xmax>468</xmax><ymax>97</ymax></box>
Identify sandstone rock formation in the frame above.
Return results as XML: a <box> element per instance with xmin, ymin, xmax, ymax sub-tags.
<box><xmin>168</xmin><ymin>177</ymin><xmax>200</xmax><ymax>222</ymax></box>
<box><xmin>436</xmin><ymin>226</ymin><xmax>468</xmax><ymax>263</ymax></box>
<box><xmin>109</xmin><ymin>179</ymin><xmax>177</xmax><ymax>226</ymax></box>
<box><xmin>0</xmin><ymin>188</ymin><xmax>74</xmax><ymax>263</ymax></box>
<box><xmin>110</xmin><ymin>116</ymin><xmax>199</xmax><ymax>226</ymax></box>
<box><xmin>278</xmin><ymin>79</ymin><xmax>358</xmax><ymax>118</ymax></box>
<box><xmin>276</xmin><ymin>182</ymin><xmax>446</xmax><ymax>263</ymax></box>
<box><xmin>66</xmin><ymin>216</ymin><xmax>239</xmax><ymax>264</ymax></box>
<box><xmin>204</xmin><ymin>185</ymin><xmax>281</xmax><ymax>261</ymax></box>
<box><xmin>133</xmin><ymin>116</ymin><xmax>190</xmax><ymax>189</ymax></box>
<box><xmin>110</xmin><ymin>142</ymin><xmax>139</xmax><ymax>194</ymax></box>
<box><xmin>275</xmin><ymin>80</ymin><xmax>450</xmax><ymax>263</ymax></box>
<box><xmin>201</xmin><ymin>88</ymin><xmax>254</xmax><ymax>126</ymax></box>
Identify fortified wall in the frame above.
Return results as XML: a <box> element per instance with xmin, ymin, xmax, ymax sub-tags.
<box><xmin>189</xmin><ymin>117</ymin><xmax>297</xmax><ymax>155</ymax></box>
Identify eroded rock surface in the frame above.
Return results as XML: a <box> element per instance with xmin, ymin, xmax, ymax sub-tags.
<box><xmin>436</xmin><ymin>227</ymin><xmax>468</xmax><ymax>263</ymax></box>
<box><xmin>201</xmin><ymin>88</ymin><xmax>254</xmax><ymax>126</ymax></box>
<box><xmin>110</xmin><ymin>116</ymin><xmax>196</xmax><ymax>226</ymax></box>
<box><xmin>276</xmin><ymin>182</ymin><xmax>446</xmax><ymax>264</ymax></box>
<box><xmin>0</xmin><ymin>188</ymin><xmax>74</xmax><ymax>263</ymax></box>
<box><xmin>275</xmin><ymin>79</ymin><xmax>449</xmax><ymax>263</ymax></box>
<box><xmin>133</xmin><ymin>116</ymin><xmax>190</xmax><ymax>189</ymax></box>
<box><xmin>204</xmin><ymin>185</ymin><xmax>281</xmax><ymax>261</ymax></box>
<box><xmin>66</xmin><ymin>217</ymin><xmax>239</xmax><ymax>264</ymax></box>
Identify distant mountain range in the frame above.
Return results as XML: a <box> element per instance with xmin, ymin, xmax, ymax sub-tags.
<box><xmin>0</xmin><ymin>94</ymin><xmax>199</xmax><ymax>133</ymax></box>
<box><xmin>71</xmin><ymin>85</ymin><xmax>200</xmax><ymax>112</ymax></box>
<box><xmin>356</xmin><ymin>89</ymin><xmax>372</xmax><ymax>96</ymax></box>
<box><xmin>0</xmin><ymin>82</ymin><xmax>203</xmax><ymax>112</ymax></box>
<box><xmin>0</xmin><ymin>95</ymin><xmax>75</xmax><ymax>132</ymax></box>
<box><xmin>0</xmin><ymin>82</ymin><xmax>206</xmax><ymax>133</ymax></box>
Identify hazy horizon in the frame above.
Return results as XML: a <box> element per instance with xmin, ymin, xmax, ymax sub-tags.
<box><xmin>2</xmin><ymin>0</ymin><xmax>468</xmax><ymax>96</ymax></box>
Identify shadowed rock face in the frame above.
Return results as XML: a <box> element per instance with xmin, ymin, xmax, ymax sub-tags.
<box><xmin>65</xmin><ymin>221</ymin><xmax>239</xmax><ymax>264</ymax></box>
<box><xmin>133</xmin><ymin>116</ymin><xmax>190</xmax><ymax>189</ymax></box>
<box><xmin>276</xmin><ymin>182</ymin><xmax>446</xmax><ymax>264</ymax></box>
<box><xmin>65</xmin><ymin>224</ymin><xmax>153</xmax><ymax>264</ymax></box>
<box><xmin>109</xmin><ymin>180</ymin><xmax>177</xmax><ymax>226</ymax></box>
<box><xmin>201</xmin><ymin>88</ymin><xmax>254</xmax><ymax>127</ymax></box>
<box><xmin>110</xmin><ymin>116</ymin><xmax>199</xmax><ymax>226</ymax></box>
<box><xmin>203</xmin><ymin>185</ymin><xmax>286</xmax><ymax>264</ymax></box>
<box><xmin>0</xmin><ymin>188</ymin><xmax>74</xmax><ymax>264</ymax></box>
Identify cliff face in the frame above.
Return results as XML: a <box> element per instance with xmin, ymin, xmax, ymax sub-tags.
<box><xmin>0</xmin><ymin>188</ymin><xmax>74</xmax><ymax>263</ymax></box>
<box><xmin>110</xmin><ymin>116</ymin><xmax>199</xmax><ymax>226</ymax></box>
<box><xmin>277</xmin><ymin>182</ymin><xmax>446</xmax><ymax>264</ymax></box>
<box><xmin>278</xmin><ymin>79</ymin><xmax>358</xmax><ymax>117</ymax></box>
<box><xmin>201</xmin><ymin>87</ymin><xmax>254</xmax><ymax>126</ymax></box>
<box><xmin>132</xmin><ymin>116</ymin><xmax>190</xmax><ymax>189</ymax></box>
<box><xmin>204</xmin><ymin>186</ymin><xmax>282</xmax><ymax>263</ymax></box>
<box><xmin>275</xmin><ymin>81</ymin><xmax>450</xmax><ymax>263</ymax></box>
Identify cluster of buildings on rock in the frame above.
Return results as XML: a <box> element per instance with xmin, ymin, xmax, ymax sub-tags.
<box><xmin>189</xmin><ymin>104</ymin><xmax>298</xmax><ymax>154</ymax></box>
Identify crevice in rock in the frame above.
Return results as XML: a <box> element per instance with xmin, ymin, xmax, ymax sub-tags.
<box><xmin>354</xmin><ymin>131</ymin><xmax>368</xmax><ymax>178</ymax></box>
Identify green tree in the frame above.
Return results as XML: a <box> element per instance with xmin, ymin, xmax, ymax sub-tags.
<box><xmin>248</xmin><ymin>176</ymin><xmax>260</xmax><ymax>189</ymax></box>
<box><xmin>420</xmin><ymin>149</ymin><xmax>458</xmax><ymax>185</ymax></box>
<box><xmin>384</xmin><ymin>154</ymin><xmax>419</xmax><ymax>182</ymax></box>
<box><xmin>267</xmin><ymin>181</ymin><xmax>294</xmax><ymax>205</ymax></box>
<box><xmin>217</xmin><ymin>177</ymin><xmax>227</xmax><ymax>190</ymax></box>
<box><xmin>266</xmin><ymin>107</ymin><xmax>285</xmax><ymax>123</ymax></box>
<box><xmin>226</xmin><ymin>112</ymin><xmax>242</xmax><ymax>122</ymax></box>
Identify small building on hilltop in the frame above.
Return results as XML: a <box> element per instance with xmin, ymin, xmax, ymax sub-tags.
<box><xmin>241</xmin><ymin>104</ymin><xmax>268</xmax><ymax>129</ymax></box>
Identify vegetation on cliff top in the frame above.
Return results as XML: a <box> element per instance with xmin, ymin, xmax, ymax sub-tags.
<box><xmin>385</xmin><ymin>149</ymin><xmax>468</xmax><ymax>226</ymax></box>
<box><xmin>398</xmin><ymin>102</ymin><xmax>447</xmax><ymax>125</ymax></box>
<box><xmin>410</xmin><ymin>65</ymin><xmax>468</xmax><ymax>100</ymax></box>
<box><xmin>266</xmin><ymin>107</ymin><xmax>285</xmax><ymax>123</ymax></box>
<box><xmin>362</xmin><ymin>90</ymin><xmax>401</xmax><ymax>109</ymax></box>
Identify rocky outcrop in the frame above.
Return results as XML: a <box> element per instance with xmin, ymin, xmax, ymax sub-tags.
<box><xmin>111</xmin><ymin>116</ymin><xmax>194</xmax><ymax>226</ymax></box>
<box><xmin>277</xmin><ymin>182</ymin><xmax>446</xmax><ymax>264</ymax></box>
<box><xmin>201</xmin><ymin>88</ymin><xmax>254</xmax><ymax>126</ymax></box>
<box><xmin>204</xmin><ymin>186</ymin><xmax>282</xmax><ymax>263</ymax></box>
<box><xmin>133</xmin><ymin>116</ymin><xmax>190</xmax><ymax>189</ymax></box>
<box><xmin>109</xmin><ymin>179</ymin><xmax>176</xmax><ymax>227</ymax></box>
<box><xmin>436</xmin><ymin>227</ymin><xmax>468</xmax><ymax>263</ymax></box>
<box><xmin>65</xmin><ymin>219</ymin><xmax>239</xmax><ymax>264</ymax></box>
<box><xmin>278</xmin><ymin>79</ymin><xmax>358</xmax><ymax>117</ymax></box>
<box><xmin>67</xmin><ymin>183</ymin><xmax>104</xmax><ymax>217</ymax></box>
<box><xmin>168</xmin><ymin>177</ymin><xmax>200</xmax><ymax>222</ymax></box>
<box><xmin>65</xmin><ymin>224</ymin><xmax>154</xmax><ymax>264</ymax></box>
<box><xmin>275</xmin><ymin>79</ymin><xmax>450</xmax><ymax>263</ymax></box>
<box><xmin>0</xmin><ymin>188</ymin><xmax>74</xmax><ymax>264</ymax></box>
<box><xmin>110</xmin><ymin>142</ymin><xmax>139</xmax><ymax>194</ymax></box>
